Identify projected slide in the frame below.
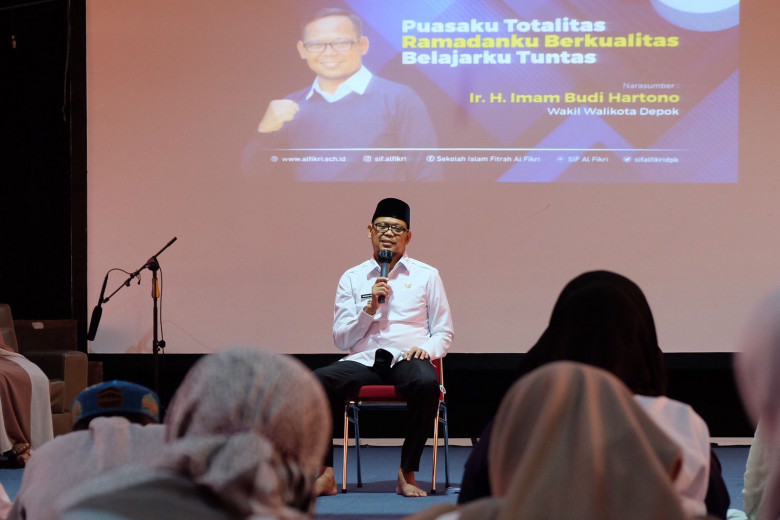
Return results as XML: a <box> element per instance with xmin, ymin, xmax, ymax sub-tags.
<box><xmin>241</xmin><ymin>0</ymin><xmax>738</xmax><ymax>183</ymax></box>
<box><xmin>87</xmin><ymin>0</ymin><xmax>767</xmax><ymax>356</ymax></box>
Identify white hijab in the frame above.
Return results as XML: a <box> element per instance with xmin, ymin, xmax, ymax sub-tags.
<box><xmin>736</xmin><ymin>289</ymin><xmax>780</xmax><ymax>520</ymax></box>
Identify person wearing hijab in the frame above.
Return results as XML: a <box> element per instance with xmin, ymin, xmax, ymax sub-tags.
<box><xmin>727</xmin><ymin>423</ymin><xmax>771</xmax><ymax>520</ymax></box>
<box><xmin>0</xmin><ymin>335</ymin><xmax>53</xmax><ymax>467</ymax></box>
<box><xmin>515</xmin><ymin>270</ymin><xmax>667</xmax><ymax>395</ymax></box>
<box><xmin>52</xmin><ymin>348</ymin><xmax>331</xmax><ymax>520</ymax></box>
<box><xmin>735</xmin><ymin>288</ymin><xmax>780</xmax><ymax>520</ymax></box>
<box><xmin>7</xmin><ymin>381</ymin><xmax>164</xmax><ymax>520</ymax></box>
<box><xmin>408</xmin><ymin>362</ymin><xmax>694</xmax><ymax>520</ymax></box>
<box><xmin>458</xmin><ymin>270</ymin><xmax>728</xmax><ymax>518</ymax></box>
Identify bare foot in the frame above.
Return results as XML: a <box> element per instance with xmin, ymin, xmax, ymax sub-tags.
<box><xmin>314</xmin><ymin>466</ymin><xmax>338</xmax><ymax>496</ymax></box>
<box><xmin>2</xmin><ymin>443</ymin><xmax>30</xmax><ymax>468</ymax></box>
<box><xmin>16</xmin><ymin>449</ymin><xmax>30</xmax><ymax>464</ymax></box>
<box><xmin>396</xmin><ymin>468</ymin><xmax>428</xmax><ymax>497</ymax></box>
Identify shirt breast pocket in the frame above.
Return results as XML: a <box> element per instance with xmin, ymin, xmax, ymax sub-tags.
<box><xmin>393</xmin><ymin>281</ymin><xmax>428</xmax><ymax>322</ymax></box>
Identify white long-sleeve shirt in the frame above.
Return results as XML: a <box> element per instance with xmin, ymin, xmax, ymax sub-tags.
<box><xmin>333</xmin><ymin>254</ymin><xmax>453</xmax><ymax>367</ymax></box>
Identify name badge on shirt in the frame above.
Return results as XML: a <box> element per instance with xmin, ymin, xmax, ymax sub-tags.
<box><xmin>361</xmin><ymin>293</ymin><xmax>372</xmax><ymax>300</ymax></box>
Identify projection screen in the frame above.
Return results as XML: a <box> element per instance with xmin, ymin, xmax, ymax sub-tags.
<box><xmin>85</xmin><ymin>0</ymin><xmax>780</xmax><ymax>354</ymax></box>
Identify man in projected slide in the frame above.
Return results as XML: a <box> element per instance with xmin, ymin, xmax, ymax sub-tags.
<box><xmin>255</xmin><ymin>8</ymin><xmax>441</xmax><ymax>181</ymax></box>
<box><xmin>313</xmin><ymin>198</ymin><xmax>454</xmax><ymax>497</ymax></box>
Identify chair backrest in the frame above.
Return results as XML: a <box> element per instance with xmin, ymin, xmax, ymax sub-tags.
<box><xmin>0</xmin><ymin>303</ymin><xmax>19</xmax><ymax>352</ymax></box>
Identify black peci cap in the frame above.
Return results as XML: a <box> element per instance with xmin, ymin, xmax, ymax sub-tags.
<box><xmin>372</xmin><ymin>198</ymin><xmax>410</xmax><ymax>228</ymax></box>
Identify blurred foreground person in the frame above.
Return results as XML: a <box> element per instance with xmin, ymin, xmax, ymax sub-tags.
<box><xmin>735</xmin><ymin>289</ymin><xmax>780</xmax><ymax>520</ymax></box>
<box><xmin>459</xmin><ymin>270</ymin><xmax>727</xmax><ymax>517</ymax></box>
<box><xmin>54</xmin><ymin>348</ymin><xmax>330</xmax><ymax>520</ymax></box>
<box><xmin>8</xmin><ymin>380</ymin><xmax>163</xmax><ymax>520</ymax></box>
<box><xmin>407</xmin><ymin>362</ymin><xmax>694</xmax><ymax>520</ymax></box>
<box><xmin>0</xmin><ymin>333</ymin><xmax>53</xmax><ymax>467</ymax></box>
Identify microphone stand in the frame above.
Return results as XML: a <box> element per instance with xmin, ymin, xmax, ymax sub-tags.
<box><xmin>99</xmin><ymin>237</ymin><xmax>177</xmax><ymax>395</ymax></box>
<box><xmin>148</xmin><ymin>256</ymin><xmax>162</xmax><ymax>394</ymax></box>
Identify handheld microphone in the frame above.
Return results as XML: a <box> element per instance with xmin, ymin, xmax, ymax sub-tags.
<box><xmin>377</xmin><ymin>249</ymin><xmax>394</xmax><ymax>303</ymax></box>
<box><xmin>86</xmin><ymin>271</ymin><xmax>110</xmax><ymax>341</ymax></box>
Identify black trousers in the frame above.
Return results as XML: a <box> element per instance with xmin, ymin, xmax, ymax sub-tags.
<box><xmin>314</xmin><ymin>350</ymin><xmax>440</xmax><ymax>473</ymax></box>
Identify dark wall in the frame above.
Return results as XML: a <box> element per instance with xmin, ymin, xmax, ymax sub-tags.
<box><xmin>1</xmin><ymin>0</ymin><xmax>76</xmax><ymax>319</ymax></box>
<box><xmin>2</xmin><ymin>1</ymin><xmax>754</xmax><ymax>441</ymax></box>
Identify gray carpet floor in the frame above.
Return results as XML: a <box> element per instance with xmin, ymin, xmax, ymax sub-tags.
<box><xmin>0</xmin><ymin>444</ymin><xmax>749</xmax><ymax>519</ymax></box>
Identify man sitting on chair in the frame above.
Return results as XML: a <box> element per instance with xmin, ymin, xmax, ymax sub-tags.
<box><xmin>314</xmin><ymin>198</ymin><xmax>454</xmax><ymax>497</ymax></box>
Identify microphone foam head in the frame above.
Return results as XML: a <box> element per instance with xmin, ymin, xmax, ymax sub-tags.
<box><xmin>378</xmin><ymin>249</ymin><xmax>394</xmax><ymax>263</ymax></box>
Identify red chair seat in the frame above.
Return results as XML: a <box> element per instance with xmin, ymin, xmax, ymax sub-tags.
<box><xmin>353</xmin><ymin>385</ymin><xmax>405</xmax><ymax>401</ymax></box>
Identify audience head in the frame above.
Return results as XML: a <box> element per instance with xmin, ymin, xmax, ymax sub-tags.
<box><xmin>72</xmin><ymin>380</ymin><xmax>160</xmax><ymax>430</ymax></box>
<box><xmin>469</xmin><ymin>361</ymin><xmax>686</xmax><ymax>520</ymax></box>
<box><xmin>517</xmin><ymin>270</ymin><xmax>667</xmax><ymax>396</ymax></box>
<box><xmin>162</xmin><ymin>347</ymin><xmax>331</xmax><ymax>517</ymax></box>
<box><xmin>736</xmin><ymin>288</ymin><xmax>780</xmax><ymax>520</ymax></box>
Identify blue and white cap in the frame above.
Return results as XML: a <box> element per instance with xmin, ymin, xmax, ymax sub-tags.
<box><xmin>72</xmin><ymin>380</ymin><xmax>160</xmax><ymax>428</ymax></box>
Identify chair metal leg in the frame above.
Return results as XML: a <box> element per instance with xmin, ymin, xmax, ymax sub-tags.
<box><xmin>353</xmin><ymin>405</ymin><xmax>363</xmax><ymax>487</ymax></box>
<box><xmin>342</xmin><ymin>403</ymin><xmax>349</xmax><ymax>493</ymax></box>
<box><xmin>430</xmin><ymin>406</ymin><xmax>440</xmax><ymax>494</ymax></box>
<box><xmin>441</xmin><ymin>402</ymin><xmax>450</xmax><ymax>488</ymax></box>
